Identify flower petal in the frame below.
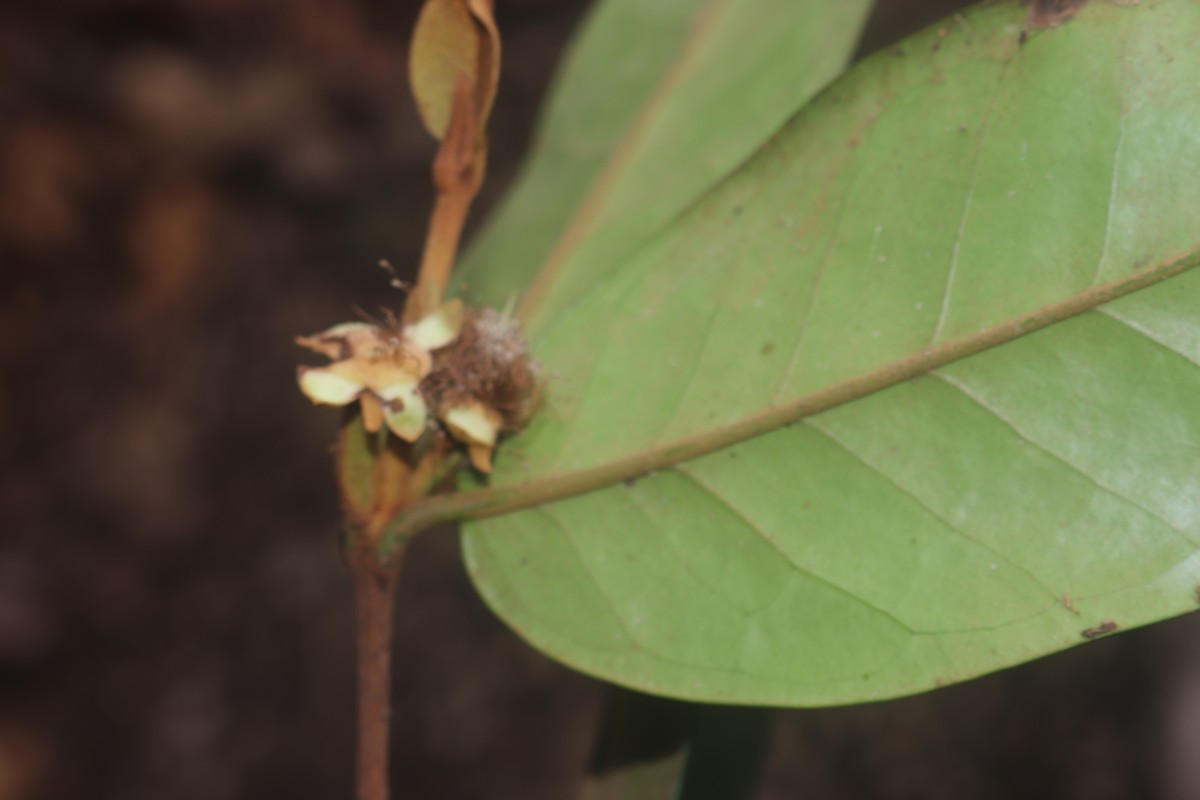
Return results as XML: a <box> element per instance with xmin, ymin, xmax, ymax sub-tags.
<box><xmin>441</xmin><ymin>401</ymin><xmax>500</xmax><ymax>447</ymax></box>
<box><xmin>467</xmin><ymin>443</ymin><xmax>494</xmax><ymax>473</ymax></box>
<box><xmin>375</xmin><ymin>376</ymin><xmax>422</xmax><ymax>403</ymax></box>
<box><xmin>330</xmin><ymin>354</ymin><xmax>425</xmax><ymax>395</ymax></box>
<box><xmin>298</xmin><ymin>366</ymin><xmax>363</xmax><ymax>405</ymax></box>
<box><xmin>359</xmin><ymin>393</ymin><xmax>384</xmax><ymax>433</ymax></box>
<box><xmin>323</xmin><ymin>322</ymin><xmax>377</xmax><ymax>338</ymax></box>
<box><xmin>405</xmin><ymin>299</ymin><xmax>464</xmax><ymax>351</ymax></box>
<box><xmin>383</xmin><ymin>387</ymin><xmax>430</xmax><ymax>442</ymax></box>
<box><xmin>295</xmin><ymin>322</ymin><xmax>380</xmax><ymax>359</ymax></box>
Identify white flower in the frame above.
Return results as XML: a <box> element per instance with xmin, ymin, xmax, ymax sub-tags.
<box><xmin>440</xmin><ymin>400</ymin><xmax>503</xmax><ymax>472</ymax></box>
<box><xmin>296</xmin><ymin>301</ymin><xmax>462</xmax><ymax>442</ymax></box>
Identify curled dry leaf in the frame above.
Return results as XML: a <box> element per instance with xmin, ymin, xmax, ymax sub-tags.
<box><xmin>409</xmin><ymin>0</ymin><xmax>500</xmax><ymax>141</ymax></box>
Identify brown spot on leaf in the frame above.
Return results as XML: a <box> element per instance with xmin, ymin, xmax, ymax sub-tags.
<box><xmin>930</xmin><ymin>26</ymin><xmax>948</xmax><ymax>54</ymax></box>
<box><xmin>1061</xmin><ymin>594</ymin><xmax>1081</xmax><ymax>616</ymax></box>
<box><xmin>1026</xmin><ymin>0</ymin><xmax>1091</xmax><ymax>32</ymax></box>
<box><xmin>1081</xmin><ymin>620</ymin><xmax>1118</xmax><ymax>640</ymax></box>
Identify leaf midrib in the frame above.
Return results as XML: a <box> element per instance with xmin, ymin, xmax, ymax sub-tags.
<box><xmin>512</xmin><ymin>0</ymin><xmax>734</xmax><ymax>330</ymax></box>
<box><xmin>379</xmin><ymin>251</ymin><xmax>1200</xmax><ymax>557</ymax></box>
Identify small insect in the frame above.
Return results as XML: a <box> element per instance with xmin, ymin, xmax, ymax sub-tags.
<box><xmin>1081</xmin><ymin>621</ymin><xmax>1119</xmax><ymax>640</ymax></box>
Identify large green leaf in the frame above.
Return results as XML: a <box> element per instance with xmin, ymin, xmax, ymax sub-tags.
<box><xmin>430</xmin><ymin>0</ymin><xmax>1200</xmax><ymax>704</ymax></box>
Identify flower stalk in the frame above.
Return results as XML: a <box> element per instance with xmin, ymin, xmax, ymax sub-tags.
<box><xmin>408</xmin><ymin>73</ymin><xmax>485</xmax><ymax>322</ymax></box>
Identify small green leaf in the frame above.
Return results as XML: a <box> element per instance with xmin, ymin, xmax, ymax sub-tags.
<box><xmin>449</xmin><ymin>0</ymin><xmax>1200</xmax><ymax>705</ymax></box>
<box><xmin>409</xmin><ymin>0</ymin><xmax>500</xmax><ymax>140</ymax></box>
<box><xmin>337</xmin><ymin>413</ymin><xmax>382</xmax><ymax>521</ymax></box>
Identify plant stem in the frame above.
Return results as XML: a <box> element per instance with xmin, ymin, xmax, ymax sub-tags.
<box><xmin>413</xmin><ymin>184</ymin><xmax>475</xmax><ymax>318</ymax></box>
<box><xmin>347</xmin><ymin>49</ymin><xmax>490</xmax><ymax>800</ymax></box>
<box><xmin>406</xmin><ymin>72</ymin><xmax>484</xmax><ymax>323</ymax></box>
<box><xmin>352</xmin><ymin>553</ymin><xmax>400</xmax><ymax>800</ymax></box>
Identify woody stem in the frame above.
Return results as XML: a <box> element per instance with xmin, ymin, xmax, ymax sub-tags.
<box><xmin>352</xmin><ymin>553</ymin><xmax>400</xmax><ymax>800</ymax></box>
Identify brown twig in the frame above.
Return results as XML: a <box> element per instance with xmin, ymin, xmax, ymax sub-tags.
<box><xmin>408</xmin><ymin>73</ymin><xmax>486</xmax><ymax>323</ymax></box>
<box><xmin>349</xmin><ymin>436</ymin><xmax>454</xmax><ymax>800</ymax></box>
<box><xmin>347</xmin><ymin>439</ymin><xmax>413</xmax><ymax>800</ymax></box>
<box><xmin>352</xmin><ymin>552</ymin><xmax>400</xmax><ymax>800</ymax></box>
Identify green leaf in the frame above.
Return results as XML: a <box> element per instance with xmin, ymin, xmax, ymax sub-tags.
<box><xmin>455</xmin><ymin>0</ymin><xmax>874</xmax><ymax>326</ymax></box>
<box><xmin>409</xmin><ymin>0</ymin><xmax>501</xmax><ymax>140</ymax></box>
<box><xmin>337</xmin><ymin>412</ymin><xmax>381</xmax><ymax>520</ymax></box>
<box><xmin>445</xmin><ymin>0</ymin><xmax>1200</xmax><ymax>705</ymax></box>
<box><xmin>580</xmin><ymin>692</ymin><xmax>770</xmax><ymax>800</ymax></box>
<box><xmin>582</xmin><ymin>691</ymin><xmax>689</xmax><ymax>800</ymax></box>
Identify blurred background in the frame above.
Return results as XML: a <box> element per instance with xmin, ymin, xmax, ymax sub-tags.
<box><xmin>2</xmin><ymin>0</ymin><xmax>1199</xmax><ymax>798</ymax></box>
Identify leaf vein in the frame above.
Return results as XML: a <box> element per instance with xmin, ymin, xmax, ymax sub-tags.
<box><xmin>1091</xmin><ymin>20</ymin><xmax>1134</xmax><ymax>287</ymax></box>
<box><xmin>658</xmin><ymin>300</ymin><xmax>728</xmax><ymax>442</ymax></box>
<box><xmin>771</xmin><ymin>109</ymin><xmax>881</xmax><ymax>404</ymax></box>
<box><xmin>803</xmin><ymin>418</ymin><xmax>1063</xmax><ymax>602</ymax></box>
<box><xmin>931</xmin><ymin>55</ymin><xmax>1015</xmax><ymax>344</ymax></box>
<box><xmin>620</xmin><ymin>480</ymin><xmax>774</xmax><ymax>617</ymax></box>
<box><xmin>670</xmin><ymin>465</ymin><xmax>918</xmax><ymax>634</ymax></box>
<box><xmin>535</xmin><ymin>505</ymin><xmax>645</xmax><ymax>651</ymax></box>
<box><xmin>1093</xmin><ymin>306</ymin><xmax>1200</xmax><ymax>370</ymax></box>
<box><xmin>930</xmin><ymin>371</ymin><xmax>1200</xmax><ymax>549</ymax></box>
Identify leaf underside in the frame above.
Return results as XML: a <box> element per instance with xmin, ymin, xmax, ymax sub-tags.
<box><xmin>455</xmin><ymin>0</ymin><xmax>1200</xmax><ymax>705</ymax></box>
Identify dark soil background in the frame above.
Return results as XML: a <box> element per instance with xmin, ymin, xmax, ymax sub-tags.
<box><xmin>2</xmin><ymin>1</ymin><xmax>1199</xmax><ymax>798</ymax></box>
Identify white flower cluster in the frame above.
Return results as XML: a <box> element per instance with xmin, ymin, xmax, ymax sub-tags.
<box><xmin>296</xmin><ymin>300</ymin><xmax>504</xmax><ymax>471</ymax></box>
